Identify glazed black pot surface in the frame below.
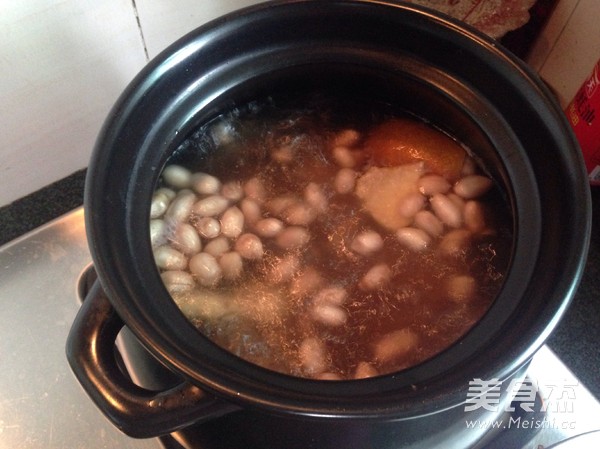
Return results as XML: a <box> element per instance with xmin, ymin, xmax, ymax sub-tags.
<box><xmin>66</xmin><ymin>1</ymin><xmax>591</xmax><ymax>448</ymax></box>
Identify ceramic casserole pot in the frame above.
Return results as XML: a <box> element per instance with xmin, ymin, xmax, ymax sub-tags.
<box><xmin>67</xmin><ymin>1</ymin><xmax>591</xmax><ymax>448</ymax></box>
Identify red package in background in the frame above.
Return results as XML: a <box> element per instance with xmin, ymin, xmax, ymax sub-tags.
<box><xmin>565</xmin><ymin>59</ymin><xmax>600</xmax><ymax>186</ymax></box>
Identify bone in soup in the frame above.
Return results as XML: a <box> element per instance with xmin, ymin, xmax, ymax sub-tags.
<box><xmin>150</xmin><ymin>96</ymin><xmax>512</xmax><ymax>380</ymax></box>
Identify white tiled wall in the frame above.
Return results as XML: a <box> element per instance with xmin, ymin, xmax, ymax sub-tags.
<box><xmin>1</xmin><ymin>0</ymin><xmax>598</xmax><ymax>208</ymax></box>
<box><xmin>134</xmin><ymin>0</ymin><xmax>265</xmax><ymax>59</ymax></box>
<box><xmin>0</xmin><ymin>0</ymin><xmax>147</xmax><ymax>207</ymax></box>
<box><xmin>0</xmin><ymin>0</ymin><xmax>263</xmax><ymax>208</ymax></box>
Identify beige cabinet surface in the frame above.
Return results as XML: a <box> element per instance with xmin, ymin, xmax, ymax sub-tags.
<box><xmin>527</xmin><ymin>0</ymin><xmax>600</xmax><ymax>107</ymax></box>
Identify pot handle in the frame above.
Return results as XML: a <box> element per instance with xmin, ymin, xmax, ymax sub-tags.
<box><xmin>66</xmin><ymin>279</ymin><xmax>239</xmax><ymax>438</ymax></box>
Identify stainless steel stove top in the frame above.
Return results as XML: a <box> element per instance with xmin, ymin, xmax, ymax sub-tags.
<box><xmin>1</xmin><ymin>208</ymin><xmax>598</xmax><ymax>448</ymax></box>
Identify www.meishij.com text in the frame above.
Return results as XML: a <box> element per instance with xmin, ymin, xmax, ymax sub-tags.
<box><xmin>465</xmin><ymin>416</ymin><xmax>577</xmax><ymax>431</ymax></box>
<box><xmin>463</xmin><ymin>377</ymin><xmax>578</xmax><ymax>430</ymax></box>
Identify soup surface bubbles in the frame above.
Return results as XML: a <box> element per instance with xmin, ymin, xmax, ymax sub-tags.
<box><xmin>150</xmin><ymin>97</ymin><xmax>512</xmax><ymax>380</ymax></box>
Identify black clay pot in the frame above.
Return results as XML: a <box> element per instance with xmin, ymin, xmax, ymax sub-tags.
<box><xmin>66</xmin><ymin>1</ymin><xmax>591</xmax><ymax>448</ymax></box>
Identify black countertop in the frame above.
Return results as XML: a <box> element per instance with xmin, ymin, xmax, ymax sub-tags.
<box><xmin>1</xmin><ymin>169</ymin><xmax>598</xmax><ymax>400</ymax></box>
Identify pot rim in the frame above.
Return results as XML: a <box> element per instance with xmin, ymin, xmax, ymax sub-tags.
<box><xmin>84</xmin><ymin>0</ymin><xmax>591</xmax><ymax>419</ymax></box>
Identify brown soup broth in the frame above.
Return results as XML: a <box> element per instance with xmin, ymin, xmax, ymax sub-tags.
<box><xmin>151</xmin><ymin>95</ymin><xmax>513</xmax><ymax>380</ymax></box>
